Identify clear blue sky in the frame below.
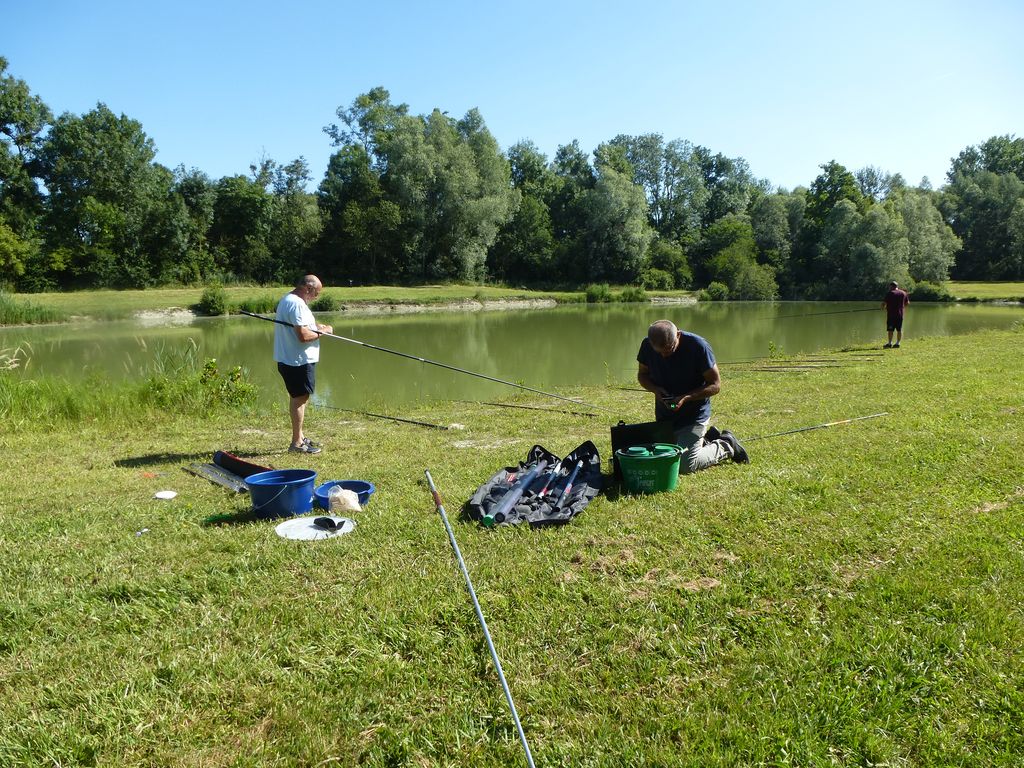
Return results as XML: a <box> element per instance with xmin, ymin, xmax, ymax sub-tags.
<box><xmin>3</xmin><ymin>0</ymin><xmax>1022</xmax><ymax>191</ymax></box>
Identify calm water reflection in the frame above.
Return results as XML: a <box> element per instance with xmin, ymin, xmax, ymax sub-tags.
<box><xmin>2</xmin><ymin>302</ymin><xmax>1020</xmax><ymax>409</ymax></box>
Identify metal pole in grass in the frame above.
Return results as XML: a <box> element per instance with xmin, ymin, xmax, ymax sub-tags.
<box><xmin>424</xmin><ymin>470</ymin><xmax>537</xmax><ymax>768</ymax></box>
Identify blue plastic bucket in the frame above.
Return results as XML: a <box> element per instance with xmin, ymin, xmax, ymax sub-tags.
<box><xmin>314</xmin><ymin>480</ymin><xmax>376</xmax><ymax>510</ymax></box>
<box><xmin>246</xmin><ymin>469</ymin><xmax>317</xmax><ymax>519</ymax></box>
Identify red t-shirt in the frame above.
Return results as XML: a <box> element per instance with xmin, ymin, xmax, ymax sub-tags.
<box><xmin>884</xmin><ymin>289</ymin><xmax>909</xmax><ymax>319</ymax></box>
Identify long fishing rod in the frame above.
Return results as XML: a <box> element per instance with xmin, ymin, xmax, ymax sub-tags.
<box><xmin>240</xmin><ymin>310</ymin><xmax>611</xmax><ymax>413</ymax></box>
<box><xmin>746</xmin><ymin>412</ymin><xmax>889</xmax><ymax>441</ymax></box>
<box><xmin>424</xmin><ymin>471</ymin><xmax>537</xmax><ymax>768</ymax></box>
<box><xmin>317</xmin><ymin>403</ymin><xmax>449</xmax><ymax>431</ymax></box>
<box><xmin>762</xmin><ymin>307</ymin><xmax>878</xmax><ymax>321</ymax></box>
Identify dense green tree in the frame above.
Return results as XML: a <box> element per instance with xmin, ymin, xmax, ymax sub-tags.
<box><xmin>805</xmin><ymin>160</ymin><xmax>865</xmax><ymax>224</ymax></box>
<box><xmin>693</xmin><ymin>147</ymin><xmax>763</xmax><ymax>228</ymax></box>
<box><xmin>814</xmin><ymin>200</ymin><xmax>909</xmax><ymax>298</ymax></box>
<box><xmin>1007</xmin><ymin>198</ymin><xmax>1024</xmax><ymax>279</ymax></box>
<box><xmin>0</xmin><ymin>58</ymin><xmax>51</xmax><ymax>285</ymax></box>
<box><xmin>488</xmin><ymin>141</ymin><xmax>558</xmax><ymax>283</ymax></box>
<box><xmin>943</xmin><ymin>170</ymin><xmax>1024</xmax><ymax>279</ymax></box>
<box><xmin>171</xmin><ymin>166</ymin><xmax>217</xmax><ymax>282</ymax></box>
<box><xmin>264</xmin><ymin>157</ymin><xmax>322</xmax><ymax>281</ymax></box>
<box><xmin>324</xmin><ymin>86</ymin><xmax>409</xmax><ymax>164</ymax></box>
<box><xmin>697</xmin><ymin>214</ymin><xmax>778</xmax><ymax>300</ymax></box>
<box><xmin>316</xmin><ymin>144</ymin><xmax>395</xmax><ymax>283</ymax></box>
<box><xmin>487</xmin><ymin>193</ymin><xmax>555</xmax><ymax>282</ymax></box>
<box><xmin>948</xmin><ymin>134</ymin><xmax>1024</xmax><ymax>182</ymax></box>
<box><xmin>575</xmin><ymin>160</ymin><xmax>654</xmax><ymax>283</ymax></box>
<box><xmin>37</xmin><ymin>103</ymin><xmax>187</xmax><ymax>287</ymax></box>
<box><xmin>854</xmin><ymin>165</ymin><xmax>901</xmax><ymax>202</ymax></box>
<box><xmin>208</xmin><ymin>174</ymin><xmax>274</xmax><ymax>281</ymax></box>
<box><xmin>750</xmin><ymin>193</ymin><xmax>792</xmax><ymax>274</ymax></box>
<box><xmin>507</xmin><ymin>140</ymin><xmax>556</xmax><ymax>197</ymax></box>
<box><xmin>0</xmin><ymin>216</ymin><xmax>31</xmax><ymax>284</ymax></box>
<box><xmin>644</xmin><ymin>238</ymin><xmax>692</xmax><ymax>289</ymax></box>
<box><xmin>608</xmin><ymin>134</ymin><xmax>708</xmax><ymax>244</ymax></box>
<box><xmin>547</xmin><ymin>141</ymin><xmax>595</xmax><ymax>271</ymax></box>
<box><xmin>789</xmin><ymin>161</ymin><xmax>867</xmax><ymax>293</ymax></box>
<box><xmin>321</xmin><ymin>90</ymin><xmax>514</xmax><ymax>283</ymax></box>
<box><xmin>887</xmin><ymin>187</ymin><xmax>960</xmax><ymax>283</ymax></box>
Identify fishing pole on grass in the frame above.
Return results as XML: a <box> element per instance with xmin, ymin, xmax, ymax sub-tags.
<box><xmin>317</xmin><ymin>403</ymin><xmax>450</xmax><ymax>430</ymax></box>
<box><xmin>459</xmin><ymin>400</ymin><xmax>599</xmax><ymax>418</ymax></box>
<box><xmin>423</xmin><ymin>471</ymin><xmax>537</xmax><ymax>768</ymax></box>
<box><xmin>240</xmin><ymin>310</ymin><xmax>612</xmax><ymax>414</ymax></box>
<box><xmin>746</xmin><ymin>412</ymin><xmax>889</xmax><ymax>441</ymax></box>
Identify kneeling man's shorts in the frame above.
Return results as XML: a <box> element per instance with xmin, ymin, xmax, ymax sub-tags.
<box><xmin>278</xmin><ymin>362</ymin><xmax>315</xmax><ymax>397</ymax></box>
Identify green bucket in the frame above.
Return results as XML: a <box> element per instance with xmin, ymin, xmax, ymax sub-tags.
<box><xmin>615</xmin><ymin>443</ymin><xmax>682</xmax><ymax>493</ymax></box>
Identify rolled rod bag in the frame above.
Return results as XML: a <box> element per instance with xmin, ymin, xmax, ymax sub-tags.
<box><xmin>466</xmin><ymin>441</ymin><xmax>602</xmax><ymax>527</ymax></box>
<box><xmin>213</xmin><ymin>450</ymin><xmax>273</xmax><ymax>478</ymax></box>
<box><xmin>609</xmin><ymin>420</ymin><xmax>675</xmax><ymax>479</ymax></box>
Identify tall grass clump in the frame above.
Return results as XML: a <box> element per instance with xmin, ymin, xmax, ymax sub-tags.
<box><xmin>194</xmin><ymin>282</ymin><xmax>228</xmax><ymax>316</ymax></box>
<box><xmin>136</xmin><ymin>339</ymin><xmax>258</xmax><ymax>414</ymax></box>
<box><xmin>584</xmin><ymin>283</ymin><xmax>614</xmax><ymax>303</ymax></box>
<box><xmin>234</xmin><ymin>294</ymin><xmax>278</xmax><ymax>314</ymax></box>
<box><xmin>1</xmin><ymin>344</ymin><xmax>28</xmax><ymax>371</ymax></box>
<box><xmin>910</xmin><ymin>281</ymin><xmax>954</xmax><ymax>302</ymax></box>
<box><xmin>311</xmin><ymin>293</ymin><xmax>341</xmax><ymax>312</ymax></box>
<box><xmin>698</xmin><ymin>281</ymin><xmax>730</xmax><ymax>301</ymax></box>
<box><xmin>0</xmin><ymin>291</ymin><xmax>66</xmax><ymax>324</ymax></box>
<box><xmin>618</xmin><ymin>285</ymin><xmax>648</xmax><ymax>303</ymax></box>
<box><xmin>0</xmin><ymin>373</ymin><xmax>132</xmax><ymax>426</ymax></box>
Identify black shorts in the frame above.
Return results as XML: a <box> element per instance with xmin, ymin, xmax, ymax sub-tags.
<box><xmin>887</xmin><ymin>317</ymin><xmax>904</xmax><ymax>332</ymax></box>
<box><xmin>277</xmin><ymin>362</ymin><xmax>316</xmax><ymax>397</ymax></box>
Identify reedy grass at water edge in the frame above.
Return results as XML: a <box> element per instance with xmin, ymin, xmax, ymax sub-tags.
<box><xmin>1</xmin><ymin>327</ymin><xmax>1023</xmax><ymax>766</ymax></box>
<box><xmin>0</xmin><ymin>291</ymin><xmax>66</xmax><ymax>324</ymax></box>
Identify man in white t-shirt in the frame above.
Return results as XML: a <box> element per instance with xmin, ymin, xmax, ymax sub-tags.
<box><xmin>274</xmin><ymin>275</ymin><xmax>333</xmax><ymax>454</ymax></box>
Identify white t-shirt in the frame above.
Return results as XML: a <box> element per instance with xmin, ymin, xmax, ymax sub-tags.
<box><xmin>273</xmin><ymin>293</ymin><xmax>319</xmax><ymax>365</ymax></box>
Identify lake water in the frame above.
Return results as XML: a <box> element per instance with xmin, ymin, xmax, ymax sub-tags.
<box><xmin>2</xmin><ymin>302</ymin><xmax>1020</xmax><ymax>410</ymax></box>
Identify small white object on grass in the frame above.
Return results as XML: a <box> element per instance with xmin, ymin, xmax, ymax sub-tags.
<box><xmin>275</xmin><ymin>516</ymin><xmax>356</xmax><ymax>541</ymax></box>
<box><xmin>153</xmin><ymin>490</ymin><xmax>177</xmax><ymax>500</ymax></box>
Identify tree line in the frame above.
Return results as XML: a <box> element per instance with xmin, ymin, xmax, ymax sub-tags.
<box><xmin>2</xmin><ymin>61</ymin><xmax>1023</xmax><ymax>299</ymax></box>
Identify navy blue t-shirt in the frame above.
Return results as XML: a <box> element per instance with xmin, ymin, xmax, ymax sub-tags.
<box><xmin>637</xmin><ymin>331</ymin><xmax>716</xmax><ymax>425</ymax></box>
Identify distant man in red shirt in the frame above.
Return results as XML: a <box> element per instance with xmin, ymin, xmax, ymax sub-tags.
<box><xmin>881</xmin><ymin>281</ymin><xmax>910</xmax><ymax>348</ymax></box>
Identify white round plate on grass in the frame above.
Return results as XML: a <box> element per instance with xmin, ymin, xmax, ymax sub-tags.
<box><xmin>154</xmin><ymin>490</ymin><xmax>178</xmax><ymax>500</ymax></box>
<box><xmin>275</xmin><ymin>515</ymin><xmax>356</xmax><ymax>541</ymax></box>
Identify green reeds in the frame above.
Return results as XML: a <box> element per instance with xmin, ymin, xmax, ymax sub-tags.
<box><xmin>0</xmin><ymin>291</ymin><xmax>66</xmax><ymax>325</ymax></box>
<box><xmin>1</xmin><ymin>339</ymin><xmax>257</xmax><ymax>426</ymax></box>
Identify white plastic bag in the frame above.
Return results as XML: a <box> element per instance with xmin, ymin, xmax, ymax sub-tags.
<box><xmin>328</xmin><ymin>485</ymin><xmax>362</xmax><ymax>513</ymax></box>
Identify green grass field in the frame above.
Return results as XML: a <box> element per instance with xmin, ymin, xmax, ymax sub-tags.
<box><xmin>2</xmin><ymin>325</ymin><xmax>1023</xmax><ymax>766</ymax></box>
<box><xmin>947</xmin><ymin>281</ymin><xmax>1024</xmax><ymax>300</ymax></box>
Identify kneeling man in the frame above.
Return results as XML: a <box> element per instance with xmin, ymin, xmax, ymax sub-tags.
<box><xmin>637</xmin><ymin>320</ymin><xmax>748</xmax><ymax>472</ymax></box>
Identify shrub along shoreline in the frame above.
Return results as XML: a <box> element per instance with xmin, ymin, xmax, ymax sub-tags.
<box><xmin>1</xmin><ymin>325</ymin><xmax>1023</xmax><ymax>765</ymax></box>
<box><xmin>3</xmin><ymin>280</ymin><xmax>1024</xmax><ymax>327</ymax></box>
<box><xmin>1</xmin><ymin>283</ymin><xmax>687</xmax><ymax>325</ymax></box>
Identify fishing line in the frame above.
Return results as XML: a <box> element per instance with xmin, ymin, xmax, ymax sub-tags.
<box><xmin>240</xmin><ymin>310</ymin><xmax>612</xmax><ymax>413</ymax></box>
<box><xmin>746</xmin><ymin>412</ymin><xmax>889</xmax><ymax>441</ymax></box>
